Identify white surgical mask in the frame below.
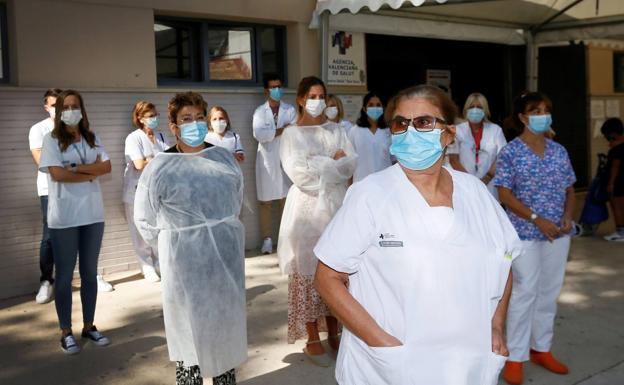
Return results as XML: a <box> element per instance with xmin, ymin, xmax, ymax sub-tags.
<box><xmin>61</xmin><ymin>109</ymin><xmax>82</xmax><ymax>126</ymax></box>
<box><xmin>48</xmin><ymin>107</ymin><xmax>56</xmax><ymax>120</ymax></box>
<box><xmin>305</xmin><ymin>99</ymin><xmax>326</xmax><ymax>118</ymax></box>
<box><xmin>324</xmin><ymin>106</ymin><xmax>338</xmax><ymax>120</ymax></box>
<box><xmin>211</xmin><ymin>119</ymin><xmax>228</xmax><ymax>134</ymax></box>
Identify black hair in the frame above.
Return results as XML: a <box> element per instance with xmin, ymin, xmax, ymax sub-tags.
<box><xmin>600</xmin><ymin>117</ymin><xmax>624</xmax><ymax>137</ymax></box>
<box><xmin>263</xmin><ymin>73</ymin><xmax>282</xmax><ymax>89</ymax></box>
<box><xmin>511</xmin><ymin>91</ymin><xmax>552</xmax><ymax>132</ymax></box>
<box><xmin>356</xmin><ymin>91</ymin><xmax>387</xmax><ymax>128</ymax></box>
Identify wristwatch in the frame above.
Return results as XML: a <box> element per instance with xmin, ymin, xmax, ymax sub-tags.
<box><xmin>70</xmin><ymin>163</ymin><xmax>77</xmax><ymax>173</ymax></box>
<box><xmin>530</xmin><ymin>212</ymin><xmax>539</xmax><ymax>223</ymax></box>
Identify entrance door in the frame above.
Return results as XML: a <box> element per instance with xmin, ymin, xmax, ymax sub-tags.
<box><xmin>538</xmin><ymin>44</ymin><xmax>588</xmax><ymax>187</ymax></box>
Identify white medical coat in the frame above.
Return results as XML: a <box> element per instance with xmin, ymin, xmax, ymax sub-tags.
<box><xmin>134</xmin><ymin>146</ymin><xmax>247</xmax><ymax>377</ymax></box>
<box><xmin>123</xmin><ymin>129</ymin><xmax>168</xmax><ymax>204</ymax></box>
<box><xmin>314</xmin><ymin>165</ymin><xmax>522</xmax><ymax>385</ymax></box>
<box><xmin>253</xmin><ymin>101</ymin><xmax>297</xmax><ymax>201</ymax></box>
<box><xmin>347</xmin><ymin>126</ymin><xmax>392</xmax><ymax>183</ymax></box>
<box><xmin>447</xmin><ymin>121</ymin><xmax>507</xmax><ymax>197</ymax></box>
<box><xmin>278</xmin><ymin>122</ymin><xmax>357</xmax><ymax>276</ymax></box>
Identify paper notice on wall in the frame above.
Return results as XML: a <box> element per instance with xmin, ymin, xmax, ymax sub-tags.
<box><xmin>606</xmin><ymin>100</ymin><xmax>620</xmax><ymax>118</ymax></box>
<box><xmin>339</xmin><ymin>95</ymin><xmax>363</xmax><ymax>123</ymax></box>
<box><xmin>593</xmin><ymin>119</ymin><xmax>605</xmax><ymax>138</ymax></box>
<box><xmin>590</xmin><ymin>100</ymin><xmax>605</xmax><ymax>119</ymax></box>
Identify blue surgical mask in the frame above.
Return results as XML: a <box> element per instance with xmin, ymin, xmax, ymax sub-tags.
<box><xmin>466</xmin><ymin>107</ymin><xmax>485</xmax><ymax>124</ymax></box>
<box><xmin>390</xmin><ymin>126</ymin><xmax>445</xmax><ymax>171</ymax></box>
<box><xmin>143</xmin><ymin>116</ymin><xmax>159</xmax><ymax>130</ymax></box>
<box><xmin>527</xmin><ymin>114</ymin><xmax>552</xmax><ymax>134</ymax></box>
<box><xmin>269</xmin><ymin>87</ymin><xmax>282</xmax><ymax>101</ymax></box>
<box><xmin>179</xmin><ymin>121</ymin><xmax>208</xmax><ymax>147</ymax></box>
<box><xmin>366</xmin><ymin>107</ymin><xmax>383</xmax><ymax>121</ymax></box>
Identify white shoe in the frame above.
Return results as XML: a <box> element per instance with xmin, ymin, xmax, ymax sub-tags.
<box><xmin>261</xmin><ymin>237</ymin><xmax>273</xmax><ymax>254</ymax></box>
<box><xmin>36</xmin><ymin>280</ymin><xmax>54</xmax><ymax>304</ymax></box>
<box><xmin>97</xmin><ymin>275</ymin><xmax>114</xmax><ymax>292</ymax></box>
<box><xmin>142</xmin><ymin>265</ymin><xmax>160</xmax><ymax>282</ymax></box>
<box><xmin>604</xmin><ymin>232</ymin><xmax>624</xmax><ymax>242</ymax></box>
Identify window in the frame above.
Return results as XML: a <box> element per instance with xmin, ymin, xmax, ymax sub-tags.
<box><xmin>155</xmin><ymin>17</ymin><xmax>286</xmax><ymax>86</ymax></box>
<box><xmin>0</xmin><ymin>3</ymin><xmax>8</xmax><ymax>82</ymax></box>
<box><xmin>615</xmin><ymin>52</ymin><xmax>624</xmax><ymax>93</ymax></box>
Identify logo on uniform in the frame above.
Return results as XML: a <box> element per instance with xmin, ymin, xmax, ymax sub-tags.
<box><xmin>379</xmin><ymin>233</ymin><xmax>403</xmax><ymax>247</ymax></box>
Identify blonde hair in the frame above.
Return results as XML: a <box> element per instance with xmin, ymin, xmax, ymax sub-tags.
<box><xmin>462</xmin><ymin>93</ymin><xmax>491</xmax><ymax>122</ymax></box>
<box><xmin>132</xmin><ymin>101</ymin><xmax>156</xmax><ymax>128</ymax></box>
<box><xmin>325</xmin><ymin>94</ymin><xmax>345</xmax><ymax>122</ymax></box>
<box><xmin>208</xmin><ymin>106</ymin><xmax>231</xmax><ymax>132</ymax></box>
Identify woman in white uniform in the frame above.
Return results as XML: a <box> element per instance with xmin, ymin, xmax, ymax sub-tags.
<box><xmin>325</xmin><ymin>94</ymin><xmax>353</xmax><ymax>134</ymax></box>
<box><xmin>123</xmin><ymin>101</ymin><xmax>168</xmax><ymax>282</ymax></box>
<box><xmin>314</xmin><ymin>85</ymin><xmax>521</xmax><ymax>385</ymax></box>
<box><xmin>348</xmin><ymin>92</ymin><xmax>392</xmax><ymax>183</ymax></box>
<box><xmin>448</xmin><ymin>92</ymin><xmax>506</xmax><ymax>198</ymax></box>
<box><xmin>134</xmin><ymin>92</ymin><xmax>246</xmax><ymax>385</ymax></box>
<box><xmin>278</xmin><ymin>76</ymin><xmax>357</xmax><ymax>366</ymax></box>
<box><xmin>39</xmin><ymin>90</ymin><xmax>113</xmax><ymax>354</ymax></box>
<box><xmin>206</xmin><ymin>106</ymin><xmax>245</xmax><ymax>163</ymax></box>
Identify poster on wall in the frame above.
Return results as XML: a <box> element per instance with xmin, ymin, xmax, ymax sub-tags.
<box><xmin>328</xmin><ymin>31</ymin><xmax>367</xmax><ymax>86</ymax></box>
<box><xmin>426</xmin><ymin>69</ymin><xmax>452</xmax><ymax>97</ymax></box>
<box><xmin>339</xmin><ymin>95</ymin><xmax>363</xmax><ymax>123</ymax></box>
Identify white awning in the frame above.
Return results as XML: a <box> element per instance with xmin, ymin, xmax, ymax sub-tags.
<box><xmin>315</xmin><ymin>0</ymin><xmax>448</xmax><ymax>14</ymax></box>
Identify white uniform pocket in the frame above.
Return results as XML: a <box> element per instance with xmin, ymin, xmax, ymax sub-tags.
<box><xmin>364</xmin><ymin>345</ymin><xmax>406</xmax><ymax>385</ymax></box>
<box><xmin>483</xmin><ymin>352</ymin><xmax>507</xmax><ymax>385</ymax></box>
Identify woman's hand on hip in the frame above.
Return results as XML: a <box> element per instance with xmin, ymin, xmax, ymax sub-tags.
<box><xmin>535</xmin><ymin>217</ymin><xmax>561</xmax><ymax>242</ymax></box>
<box><xmin>491</xmin><ymin>327</ymin><xmax>509</xmax><ymax>356</ymax></box>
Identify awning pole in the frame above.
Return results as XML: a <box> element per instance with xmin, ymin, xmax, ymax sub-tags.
<box><xmin>320</xmin><ymin>11</ymin><xmax>329</xmax><ymax>83</ymax></box>
<box><xmin>525</xmin><ymin>31</ymin><xmax>538</xmax><ymax>91</ymax></box>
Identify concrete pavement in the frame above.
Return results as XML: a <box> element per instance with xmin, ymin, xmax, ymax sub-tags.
<box><xmin>0</xmin><ymin>236</ymin><xmax>622</xmax><ymax>385</ymax></box>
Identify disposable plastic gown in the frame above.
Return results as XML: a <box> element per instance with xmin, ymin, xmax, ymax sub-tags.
<box><xmin>134</xmin><ymin>146</ymin><xmax>247</xmax><ymax>377</ymax></box>
<box><xmin>278</xmin><ymin>122</ymin><xmax>357</xmax><ymax>275</ymax></box>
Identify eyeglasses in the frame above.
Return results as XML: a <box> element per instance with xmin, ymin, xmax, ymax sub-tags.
<box><xmin>391</xmin><ymin>115</ymin><xmax>448</xmax><ymax>134</ymax></box>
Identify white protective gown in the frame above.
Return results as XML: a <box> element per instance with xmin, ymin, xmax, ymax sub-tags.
<box><xmin>347</xmin><ymin>125</ymin><xmax>393</xmax><ymax>183</ymax></box>
<box><xmin>278</xmin><ymin>121</ymin><xmax>357</xmax><ymax>276</ymax></box>
<box><xmin>447</xmin><ymin>121</ymin><xmax>507</xmax><ymax>198</ymax></box>
<box><xmin>314</xmin><ymin>165</ymin><xmax>522</xmax><ymax>385</ymax></box>
<box><xmin>133</xmin><ymin>146</ymin><xmax>247</xmax><ymax>377</ymax></box>
<box><xmin>252</xmin><ymin>101</ymin><xmax>297</xmax><ymax>201</ymax></box>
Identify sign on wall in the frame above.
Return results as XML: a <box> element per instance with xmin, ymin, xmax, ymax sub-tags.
<box><xmin>426</xmin><ymin>69</ymin><xmax>452</xmax><ymax>96</ymax></box>
<box><xmin>328</xmin><ymin>31</ymin><xmax>367</xmax><ymax>86</ymax></box>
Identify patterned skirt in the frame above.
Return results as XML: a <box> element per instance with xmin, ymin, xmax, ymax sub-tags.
<box><xmin>175</xmin><ymin>362</ymin><xmax>235</xmax><ymax>385</ymax></box>
<box><xmin>287</xmin><ymin>273</ymin><xmax>332</xmax><ymax>343</ymax></box>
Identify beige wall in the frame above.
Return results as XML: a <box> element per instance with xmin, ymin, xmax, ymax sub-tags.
<box><xmin>7</xmin><ymin>0</ymin><xmax>321</xmax><ymax>89</ymax></box>
<box><xmin>587</xmin><ymin>45</ymin><xmax>624</xmax><ymax>179</ymax></box>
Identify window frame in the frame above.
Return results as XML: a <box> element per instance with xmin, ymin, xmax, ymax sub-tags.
<box><xmin>154</xmin><ymin>19</ymin><xmax>202</xmax><ymax>84</ymax></box>
<box><xmin>154</xmin><ymin>16</ymin><xmax>287</xmax><ymax>87</ymax></box>
<box><xmin>0</xmin><ymin>3</ymin><xmax>9</xmax><ymax>83</ymax></box>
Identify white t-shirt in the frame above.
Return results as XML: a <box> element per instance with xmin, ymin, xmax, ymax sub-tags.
<box><xmin>347</xmin><ymin>126</ymin><xmax>392</xmax><ymax>183</ymax></box>
<box><xmin>314</xmin><ymin>165</ymin><xmax>521</xmax><ymax>385</ymax></box>
<box><xmin>28</xmin><ymin>118</ymin><xmax>54</xmax><ymax>196</ymax></box>
<box><xmin>123</xmin><ymin>129</ymin><xmax>168</xmax><ymax>204</ymax></box>
<box><xmin>39</xmin><ymin>133</ymin><xmax>110</xmax><ymax>229</ymax></box>
<box><xmin>205</xmin><ymin>131</ymin><xmax>244</xmax><ymax>155</ymax></box>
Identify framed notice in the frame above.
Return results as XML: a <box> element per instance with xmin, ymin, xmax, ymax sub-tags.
<box><xmin>328</xmin><ymin>31</ymin><xmax>367</xmax><ymax>86</ymax></box>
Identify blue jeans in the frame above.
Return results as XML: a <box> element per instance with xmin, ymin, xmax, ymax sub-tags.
<box><xmin>39</xmin><ymin>196</ymin><xmax>54</xmax><ymax>283</ymax></box>
<box><xmin>50</xmin><ymin>222</ymin><xmax>104</xmax><ymax>330</ymax></box>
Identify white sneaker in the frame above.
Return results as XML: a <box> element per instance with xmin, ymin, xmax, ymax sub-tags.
<box><xmin>604</xmin><ymin>232</ymin><xmax>624</xmax><ymax>242</ymax></box>
<box><xmin>35</xmin><ymin>280</ymin><xmax>54</xmax><ymax>304</ymax></box>
<box><xmin>60</xmin><ymin>334</ymin><xmax>81</xmax><ymax>355</ymax></box>
<box><xmin>261</xmin><ymin>237</ymin><xmax>273</xmax><ymax>254</ymax></box>
<box><xmin>142</xmin><ymin>265</ymin><xmax>160</xmax><ymax>282</ymax></box>
<box><xmin>97</xmin><ymin>275</ymin><xmax>114</xmax><ymax>292</ymax></box>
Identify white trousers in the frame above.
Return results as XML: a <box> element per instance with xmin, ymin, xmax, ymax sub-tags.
<box><xmin>124</xmin><ymin>202</ymin><xmax>158</xmax><ymax>271</ymax></box>
<box><xmin>507</xmin><ymin>236</ymin><xmax>570</xmax><ymax>361</ymax></box>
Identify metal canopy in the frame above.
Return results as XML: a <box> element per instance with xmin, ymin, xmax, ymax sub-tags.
<box><xmin>314</xmin><ymin>0</ymin><xmax>624</xmax><ymax>89</ymax></box>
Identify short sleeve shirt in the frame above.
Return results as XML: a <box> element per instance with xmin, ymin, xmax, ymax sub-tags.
<box><xmin>28</xmin><ymin>118</ymin><xmax>54</xmax><ymax>196</ymax></box>
<box><xmin>607</xmin><ymin>142</ymin><xmax>624</xmax><ymax>196</ymax></box>
<box><xmin>493</xmin><ymin>138</ymin><xmax>576</xmax><ymax>241</ymax></box>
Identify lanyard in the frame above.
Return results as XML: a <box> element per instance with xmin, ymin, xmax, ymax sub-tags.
<box><xmin>470</xmin><ymin>124</ymin><xmax>484</xmax><ymax>170</ymax></box>
<box><xmin>71</xmin><ymin>138</ymin><xmax>87</xmax><ymax>165</ymax></box>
